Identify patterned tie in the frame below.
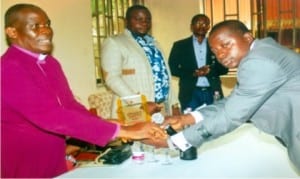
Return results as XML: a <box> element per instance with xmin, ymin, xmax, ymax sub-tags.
<box><xmin>135</xmin><ymin>35</ymin><xmax>170</xmax><ymax>103</ymax></box>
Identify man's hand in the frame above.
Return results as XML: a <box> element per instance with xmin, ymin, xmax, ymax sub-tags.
<box><xmin>144</xmin><ymin>101</ymin><xmax>163</xmax><ymax>115</ymax></box>
<box><xmin>118</xmin><ymin>122</ymin><xmax>167</xmax><ymax>141</ymax></box>
<box><xmin>162</xmin><ymin>114</ymin><xmax>196</xmax><ymax>131</ymax></box>
<box><xmin>162</xmin><ymin>115</ymin><xmax>185</xmax><ymax>131</ymax></box>
<box><xmin>193</xmin><ymin>65</ymin><xmax>210</xmax><ymax>77</ymax></box>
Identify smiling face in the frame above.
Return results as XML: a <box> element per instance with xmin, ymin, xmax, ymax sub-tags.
<box><xmin>208</xmin><ymin>26</ymin><xmax>253</xmax><ymax>68</ymax></box>
<box><xmin>5</xmin><ymin>7</ymin><xmax>53</xmax><ymax>54</ymax></box>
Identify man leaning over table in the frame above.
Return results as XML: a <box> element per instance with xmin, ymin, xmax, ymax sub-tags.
<box><xmin>143</xmin><ymin>20</ymin><xmax>300</xmax><ymax>172</ymax></box>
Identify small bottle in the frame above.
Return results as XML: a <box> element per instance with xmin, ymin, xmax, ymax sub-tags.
<box><xmin>179</xmin><ymin>108</ymin><xmax>197</xmax><ymax>160</ymax></box>
<box><xmin>131</xmin><ymin>141</ymin><xmax>145</xmax><ymax>164</ymax></box>
<box><xmin>213</xmin><ymin>91</ymin><xmax>221</xmax><ymax>102</ymax></box>
<box><xmin>155</xmin><ymin>110</ymin><xmax>197</xmax><ymax>160</ymax></box>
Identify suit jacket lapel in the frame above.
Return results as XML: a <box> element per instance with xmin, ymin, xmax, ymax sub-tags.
<box><xmin>187</xmin><ymin>36</ymin><xmax>198</xmax><ymax>69</ymax></box>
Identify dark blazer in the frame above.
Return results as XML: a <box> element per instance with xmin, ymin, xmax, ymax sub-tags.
<box><xmin>168</xmin><ymin>36</ymin><xmax>228</xmax><ymax>108</ymax></box>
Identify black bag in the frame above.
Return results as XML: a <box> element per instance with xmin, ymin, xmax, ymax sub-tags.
<box><xmin>96</xmin><ymin>143</ymin><xmax>132</xmax><ymax>164</ymax></box>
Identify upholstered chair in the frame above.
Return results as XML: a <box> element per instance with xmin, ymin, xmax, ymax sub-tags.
<box><xmin>88</xmin><ymin>90</ymin><xmax>113</xmax><ymax>119</ymax></box>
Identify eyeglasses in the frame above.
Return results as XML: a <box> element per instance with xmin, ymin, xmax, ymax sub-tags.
<box><xmin>193</xmin><ymin>22</ymin><xmax>210</xmax><ymax>28</ymax></box>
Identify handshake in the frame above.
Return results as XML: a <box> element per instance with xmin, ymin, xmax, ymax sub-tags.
<box><xmin>119</xmin><ymin>112</ymin><xmax>185</xmax><ymax>148</ymax></box>
<box><xmin>140</xmin><ymin>112</ymin><xmax>181</xmax><ymax>148</ymax></box>
<box><xmin>117</xmin><ymin>102</ymin><xmax>192</xmax><ymax>149</ymax></box>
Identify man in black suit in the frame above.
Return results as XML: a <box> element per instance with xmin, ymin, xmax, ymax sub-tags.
<box><xmin>168</xmin><ymin>14</ymin><xmax>228</xmax><ymax>111</ymax></box>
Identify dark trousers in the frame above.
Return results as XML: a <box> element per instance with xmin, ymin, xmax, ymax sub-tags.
<box><xmin>184</xmin><ymin>87</ymin><xmax>214</xmax><ymax>111</ymax></box>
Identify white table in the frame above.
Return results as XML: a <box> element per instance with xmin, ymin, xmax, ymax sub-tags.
<box><xmin>57</xmin><ymin>124</ymin><xmax>300</xmax><ymax>178</ymax></box>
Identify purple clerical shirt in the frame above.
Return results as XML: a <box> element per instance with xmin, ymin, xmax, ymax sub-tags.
<box><xmin>1</xmin><ymin>46</ymin><xmax>119</xmax><ymax>178</ymax></box>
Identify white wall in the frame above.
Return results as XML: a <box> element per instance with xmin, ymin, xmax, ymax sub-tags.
<box><xmin>145</xmin><ymin>0</ymin><xmax>199</xmax><ymax>57</ymax></box>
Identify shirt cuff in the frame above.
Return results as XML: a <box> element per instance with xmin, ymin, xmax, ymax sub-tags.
<box><xmin>190</xmin><ymin>111</ymin><xmax>204</xmax><ymax>123</ymax></box>
<box><xmin>167</xmin><ymin>137</ymin><xmax>178</xmax><ymax>150</ymax></box>
<box><xmin>170</xmin><ymin>132</ymin><xmax>192</xmax><ymax>151</ymax></box>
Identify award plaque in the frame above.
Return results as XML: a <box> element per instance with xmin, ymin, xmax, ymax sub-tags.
<box><xmin>116</xmin><ymin>94</ymin><xmax>151</xmax><ymax>125</ymax></box>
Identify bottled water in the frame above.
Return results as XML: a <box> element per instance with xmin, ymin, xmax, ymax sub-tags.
<box><xmin>213</xmin><ymin>91</ymin><xmax>221</xmax><ymax>102</ymax></box>
<box><xmin>178</xmin><ymin>108</ymin><xmax>197</xmax><ymax>160</ymax></box>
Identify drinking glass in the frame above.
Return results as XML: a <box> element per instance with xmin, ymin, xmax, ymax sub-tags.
<box><xmin>147</xmin><ymin>146</ymin><xmax>159</xmax><ymax>163</ymax></box>
<box><xmin>161</xmin><ymin>148</ymin><xmax>172</xmax><ymax>165</ymax></box>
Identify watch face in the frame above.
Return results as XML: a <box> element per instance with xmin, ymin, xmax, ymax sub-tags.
<box><xmin>151</xmin><ymin>112</ymin><xmax>164</xmax><ymax>124</ymax></box>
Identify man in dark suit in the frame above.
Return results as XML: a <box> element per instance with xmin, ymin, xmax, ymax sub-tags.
<box><xmin>168</xmin><ymin>14</ymin><xmax>228</xmax><ymax>111</ymax></box>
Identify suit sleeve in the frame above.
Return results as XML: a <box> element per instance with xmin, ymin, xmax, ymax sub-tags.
<box><xmin>183</xmin><ymin>58</ymin><xmax>287</xmax><ymax>147</ymax></box>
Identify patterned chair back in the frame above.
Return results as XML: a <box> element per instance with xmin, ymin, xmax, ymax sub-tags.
<box><xmin>88</xmin><ymin>91</ymin><xmax>113</xmax><ymax>119</ymax></box>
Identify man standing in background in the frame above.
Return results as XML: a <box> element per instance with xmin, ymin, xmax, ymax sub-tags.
<box><xmin>168</xmin><ymin>14</ymin><xmax>228</xmax><ymax>111</ymax></box>
<box><xmin>101</xmin><ymin>5</ymin><xmax>176</xmax><ymax>118</ymax></box>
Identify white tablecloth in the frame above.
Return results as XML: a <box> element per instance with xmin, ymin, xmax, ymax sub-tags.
<box><xmin>57</xmin><ymin>124</ymin><xmax>300</xmax><ymax>178</ymax></box>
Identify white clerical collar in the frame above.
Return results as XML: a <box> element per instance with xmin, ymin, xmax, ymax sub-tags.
<box><xmin>13</xmin><ymin>45</ymin><xmax>48</xmax><ymax>62</ymax></box>
<box><xmin>38</xmin><ymin>54</ymin><xmax>47</xmax><ymax>61</ymax></box>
